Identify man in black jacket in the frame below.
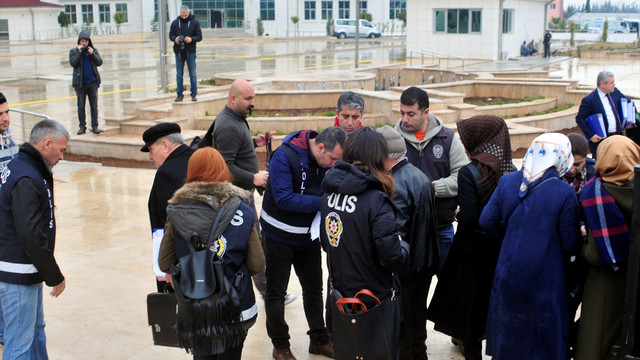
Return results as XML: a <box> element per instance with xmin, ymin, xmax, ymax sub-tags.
<box><xmin>377</xmin><ymin>125</ymin><xmax>439</xmax><ymax>360</ymax></box>
<box><xmin>69</xmin><ymin>31</ymin><xmax>103</xmax><ymax>134</ymax></box>
<box><xmin>141</xmin><ymin>123</ymin><xmax>194</xmax><ymax>291</ymax></box>
<box><xmin>0</xmin><ymin>119</ymin><xmax>68</xmax><ymax>358</ymax></box>
<box><xmin>169</xmin><ymin>5</ymin><xmax>202</xmax><ymax>102</ymax></box>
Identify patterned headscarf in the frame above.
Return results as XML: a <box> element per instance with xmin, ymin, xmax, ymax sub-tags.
<box><xmin>520</xmin><ymin>133</ymin><xmax>573</xmax><ymax>197</ymax></box>
<box><xmin>595</xmin><ymin>135</ymin><xmax>640</xmax><ymax>186</ymax></box>
<box><xmin>457</xmin><ymin>115</ymin><xmax>513</xmax><ymax>175</ymax></box>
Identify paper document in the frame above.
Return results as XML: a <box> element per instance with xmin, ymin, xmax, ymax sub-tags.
<box><xmin>152</xmin><ymin>228</ymin><xmax>166</xmax><ymax>279</ymax></box>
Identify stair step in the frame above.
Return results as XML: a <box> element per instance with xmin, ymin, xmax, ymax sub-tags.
<box><xmin>104</xmin><ymin>114</ymin><xmax>138</xmax><ymax>126</ymax></box>
<box><xmin>119</xmin><ymin>117</ymin><xmax>188</xmax><ymax>136</ymax></box>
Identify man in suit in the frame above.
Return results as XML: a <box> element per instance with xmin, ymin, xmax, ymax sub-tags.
<box><xmin>141</xmin><ymin>123</ymin><xmax>194</xmax><ymax>291</ymax></box>
<box><xmin>576</xmin><ymin>71</ymin><xmax>632</xmax><ymax>159</ymax></box>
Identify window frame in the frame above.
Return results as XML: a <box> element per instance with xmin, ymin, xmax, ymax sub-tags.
<box><xmin>115</xmin><ymin>3</ymin><xmax>128</xmax><ymax>23</ymax></box>
<box><xmin>389</xmin><ymin>0</ymin><xmax>406</xmax><ymax>20</ymax></box>
<box><xmin>260</xmin><ymin>0</ymin><xmax>275</xmax><ymax>21</ymax></box>
<box><xmin>65</xmin><ymin>4</ymin><xmax>77</xmax><ymax>24</ymax></box>
<box><xmin>305</xmin><ymin>1</ymin><xmax>316</xmax><ymax>20</ymax></box>
<box><xmin>434</xmin><ymin>8</ymin><xmax>482</xmax><ymax>34</ymax></box>
<box><xmin>81</xmin><ymin>4</ymin><xmax>94</xmax><ymax>24</ymax></box>
<box><xmin>321</xmin><ymin>1</ymin><xmax>333</xmax><ymax>20</ymax></box>
<box><xmin>502</xmin><ymin>8</ymin><xmax>513</xmax><ymax>33</ymax></box>
<box><xmin>98</xmin><ymin>4</ymin><xmax>110</xmax><ymax>23</ymax></box>
<box><xmin>338</xmin><ymin>1</ymin><xmax>350</xmax><ymax>19</ymax></box>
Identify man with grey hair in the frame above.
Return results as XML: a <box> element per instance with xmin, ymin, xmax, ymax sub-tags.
<box><xmin>169</xmin><ymin>5</ymin><xmax>202</xmax><ymax>102</ymax></box>
<box><xmin>141</xmin><ymin>123</ymin><xmax>194</xmax><ymax>291</ymax></box>
<box><xmin>576</xmin><ymin>70</ymin><xmax>632</xmax><ymax>158</ymax></box>
<box><xmin>333</xmin><ymin>91</ymin><xmax>364</xmax><ymax>135</ymax></box>
<box><xmin>377</xmin><ymin>125</ymin><xmax>439</xmax><ymax>360</ymax></box>
<box><xmin>0</xmin><ymin>119</ymin><xmax>68</xmax><ymax>358</ymax></box>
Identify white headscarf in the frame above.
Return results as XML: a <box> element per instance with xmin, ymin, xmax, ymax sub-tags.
<box><xmin>520</xmin><ymin>132</ymin><xmax>573</xmax><ymax>197</ymax></box>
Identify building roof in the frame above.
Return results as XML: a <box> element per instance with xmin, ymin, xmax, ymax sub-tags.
<box><xmin>0</xmin><ymin>0</ymin><xmax>62</xmax><ymax>8</ymax></box>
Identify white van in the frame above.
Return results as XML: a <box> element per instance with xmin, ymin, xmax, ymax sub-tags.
<box><xmin>331</xmin><ymin>19</ymin><xmax>381</xmax><ymax>39</ymax></box>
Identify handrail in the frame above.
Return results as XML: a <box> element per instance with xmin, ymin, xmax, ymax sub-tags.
<box><xmin>8</xmin><ymin>108</ymin><xmax>51</xmax><ymax>144</ymax></box>
<box><xmin>409</xmin><ymin>49</ymin><xmax>465</xmax><ymax>70</ymax></box>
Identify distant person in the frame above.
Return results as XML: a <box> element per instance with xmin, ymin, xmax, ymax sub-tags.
<box><xmin>395</xmin><ymin>86</ymin><xmax>468</xmax><ymax>272</ymax></box>
<box><xmin>333</xmin><ymin>91</ymin><xmax>364</xmax><ymax>135</ymax></box>
<box><xmin>320</xmin><ymin>127</ymin><xmax>409</xmax><ymax>360</ymax></box>
<box><xmin>528</xmin><ymin>39</ymin><xmax>538</xmax><ymax>55</ymax></box>
<box><xmin>140</xmin><ymin>123</ymin><xmax>194</xmax><ymax>291</ymax></box>
<box><xmin>0</xmin><ymin>119</ymin><xmax>69</xmax><ymax>359</ymax></box>
<box><xmin>575</xmin><ymin>135</ymin><xmax>640</xmax><ymax>360</ymax></box>
<box><xmin>158</xmin><ymin>147</ymin><xmax>265</xmax><ymax>359</ymax></box>
<box><xmin>479</xmin><ymin>133</ymin><xmax>581</xmax><ymax>360</ymax></box>
<box><xmin>69</xmin><ymin>31</ymin><xmax>103</xmax><ymax>135</ymax></box>
<box><xmin>520</xmin><ymin>41</ymin><xmax>530</xmax><ymax>56</ymax></box>
<box><xmin>377</xmin><ymin>125</ymin><xmax>439</xmax><ymax>360</ymax></box>
<box><xmin>429</xmin><ymin>115</ymin><xmax>514</xmax><ymax>360</ymax></box>
<box><xmin>261</xmin><ymin>127</ymin><xmax>346</xmax><ymax>360</ymax></box>
<box><xmin>0</xmin><ymin>92</ymin><xmax>19</xmax><ymax>174</ymax></box>
<box><xmin>543</xmin><ymin>30</ymin><xmax>552</xmax><ymax>57</ymax></box>
<box><xmin>576</xmin><ymin>71</ymin><xmax>633</xmax><ymax>159</ymax></box>
<box><xmin>169</xmin><ymin>5</ymin><xmax>202</xmax><ymax>102</ymax></box>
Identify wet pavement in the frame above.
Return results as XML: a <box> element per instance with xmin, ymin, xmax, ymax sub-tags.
<box><xmin>0</xmin><ymin>32</ymin><xmax>638</xmax><ymax>359</ymax></box>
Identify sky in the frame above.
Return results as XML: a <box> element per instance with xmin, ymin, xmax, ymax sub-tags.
<box><xmin>563</xmin><ymin>0</ymin><xmax>638</xmax><ymax>8</ymax></box>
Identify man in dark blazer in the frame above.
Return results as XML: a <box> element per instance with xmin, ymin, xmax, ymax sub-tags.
<box><xmin>141</xmin><ymin>123</ymin><xmax>194</xmax><ymax>291</ymax></box>
<box><xmin>576</xmin><ymin>71</ymin><xmax>632</xmax><ymax>159</ymax></box>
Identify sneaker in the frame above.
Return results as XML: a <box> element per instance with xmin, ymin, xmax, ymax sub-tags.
<box><xmin>175</xmin><ymin>94</ymin><xmax>183</xmax><ymax>102</ymax></box>
<box><xmin>273</xmin><ymin>347</ymin><xmax>297</xmax><ymax>360</ymax></box>
<box><xmin>191</xmin><ymin>95</ymin><xmax>197</xmax><ymax>102</ymax></box>
<box><xmin>284</xmin><ymin>293</ymin><xmax>297</xmax><ymax>306</ymax></box>
<box><xmin>77</xmin><ymin>127</ymin><xmax>86</xmax><ymax>135</ymax></box>
<box><xmin>309</xmin><ymin>341</ymin><xmax>334</xmax><ymax>358</ymax></box>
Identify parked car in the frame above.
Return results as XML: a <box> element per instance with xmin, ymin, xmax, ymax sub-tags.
<box><xmin>331</xmin><ymin>19</ymin><xmax>381</xmax><ymax>39</ymax></box>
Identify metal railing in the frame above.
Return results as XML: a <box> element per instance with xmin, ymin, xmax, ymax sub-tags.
<box><xmin>409</xmin><ymin>49</ymin><xmax>465</xmax><ymax>70</ymax></box>
<box><xmin>8</xmin><ymin>108</ymin><xmax>51</xmax><ymax>144</ymax></box>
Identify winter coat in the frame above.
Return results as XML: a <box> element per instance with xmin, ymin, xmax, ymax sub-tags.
<box><xmin>69</xmin><ymin>31</ymin><xmax>102</xmax><ymax>88</ymax></box>
<box><xmin>169</xmin><ymin>13</ymin><xmax>202</xmax><ymax>54</ymax></box>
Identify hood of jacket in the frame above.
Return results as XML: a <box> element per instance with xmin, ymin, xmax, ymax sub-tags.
<box><xmin>77</xmin><ymin>31</ymin><xmax>93</xmax><ymax>47</ymax></box>
<box><xmin>168</xmin><ymin>181</ymin><xmax>250</xmax><ymax>208</ymax></box>
<box><xmin>322</xmin><ymin>160</ymin><xmax>382</xmax><ymax>195</ymax></box>
<box><xmin>394</xmin><ymin>112</ymin><xmax>444</xmax><ymax>150</ymax></box>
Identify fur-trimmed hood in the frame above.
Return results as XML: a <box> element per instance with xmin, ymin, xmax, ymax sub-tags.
<box><xmin>168</xmin><ymin>181</ymin><xmax>250</xmax><ymax>208</ymax></box>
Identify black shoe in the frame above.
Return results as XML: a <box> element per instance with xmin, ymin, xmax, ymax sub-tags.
<box><xmin>191</xmin><ymin>95</ymin><xmax>197</xmax><ymax>102</ymax></box>
<box><xmin>91</xmin><ymin>127</ymin><xmax>103</xmax><ymax>134</ymax></box>
<box><xmin>77</xmin><ymin>127</ymin><xmax>86</xmax><ymax>135</ymax></box>
<box><xmin>175</xmin><ymin>94</ymin><xmax>183</xmax><ymax>102</ymax></box>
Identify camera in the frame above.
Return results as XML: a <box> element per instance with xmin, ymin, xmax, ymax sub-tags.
<box><xmin>177</xmin><ymin>35</ymin><xmax>185</xmax><ymax>51</ymax></box>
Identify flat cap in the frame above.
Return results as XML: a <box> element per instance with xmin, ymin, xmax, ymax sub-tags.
<box><xmin>376</xmin><ymin>125</ymin><xmax>406</xmax><ymax>154</ymax></box>
<box><xmin>140</xmin><ymin>123</ymin><xmax>181</xmax><ymax>152</ymax></box>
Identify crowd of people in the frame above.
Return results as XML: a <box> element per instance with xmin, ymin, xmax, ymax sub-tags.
<box><xmin>0</xmin><ymin>36</ymin><xmax>638</xmax><ymax>360</ymax></box>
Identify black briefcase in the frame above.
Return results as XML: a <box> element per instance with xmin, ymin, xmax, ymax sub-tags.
<box><xmin>146</xmin><ymin>292</ymin><xmax>179</xmax><ymax>347</ymax></box>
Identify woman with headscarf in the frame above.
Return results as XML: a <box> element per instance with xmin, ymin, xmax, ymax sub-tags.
<box><xmin>575</xmin><ymin>135</ymin><xmax>640</xmax><ymax>360</ymax></box>
<box><xmin>428</xmin><ymin>115</ymin><xmax>514</xmax><ymax>360</ymax></box>
<box><xmin>320</xmin><ymin>126</ymin><xmax>409</xmax><ymax>359</ymax></box>
<box><xmin>479</xmin><ymin>133</ymin><xmax>581</xmax><ymax>360</ymax></box>
<box><xmin>158</xmin><ymin>147</ymin><xmax>265</xmax><ymax>360</ymax></box>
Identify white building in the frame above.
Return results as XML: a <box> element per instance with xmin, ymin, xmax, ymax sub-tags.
<box><xmin>406</xmin><ymin>0</ymin><xmax>549</xmax><ymax>60</ymax></box>
<box><xmin>52</xmin><ymin>0</ymin><xmax>156</xmax><ymax>34</ymax></box>
<box><xmin>0</xmin><ymin>0</ymin><xmax>63</xmax><ymax>41</ymax></box>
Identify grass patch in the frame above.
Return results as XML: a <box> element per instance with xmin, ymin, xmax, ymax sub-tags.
<box><xmin>199</xmin><ymin>77</ymin><xmax>216</xmax><ymax>85</ymax></box>
<box><xmin>524</xmin><ymin>95</ymin><xmax>545</xmax><ymax>102</ymax></box>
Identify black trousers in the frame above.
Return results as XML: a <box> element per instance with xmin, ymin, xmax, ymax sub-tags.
<box><xmin>399</xmin><ymin>274</ymin><xmax>433</xmax><ymax>360</ymax></box>
<box><xmin>193</xmin><ymin>343</ymin><xmax>243</xmax><ymax>360</ymax></box>
<box><xmin>75</xmin><ymin>81</ymin><xmax>99</xmax><ymax>129</ymax></box>
<box><xmin>264</xmin><ymin>235</ymin><xmax>329</xmax><ymax>349</ymax></box>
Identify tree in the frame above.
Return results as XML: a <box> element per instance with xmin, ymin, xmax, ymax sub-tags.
<box><xmin>326</xmin><ymin>16</ymin><xmax>332</xmax><ymax>36</ymax></box>
<box><xmin>114</xmin><ymin>12</ymin><xmax>126</xmax><ymax>34</ymax></box>
<box><xmin>570</xmin><ymin>21</ymin><xmax>577</xmax><ymax>46</ymax></box>
<box><xmin>58</xmin><ymin>11</ymin><xmax>70</xmax><ymax>28</ymax></box>
<box><xmin>602</xmin><ymin>18</ymin><xmax>609</xmax><ymax>42</ymax></box>
<box><xmin>257</xmin><ymin>17</ymin><xmax>264</xmax><ymax>36</ymax></box>
<box><xmin>565</xmin><ymin>5</ymin><xmax>578</xmax><ymax>19</ymax></box>
<box><xmin>397</xmin><ymin>9</ymin><xmax>407</xmax><ymax>30</ymax></box>
<box><xmin>585</xmin><ymin>0</ymin><xmax>591</xmax><ymax>12</ymax></box>
<box><xmin>359</xmin><ymin>11</ymin><xmax>373</xmax><ymax>22</ymax></box>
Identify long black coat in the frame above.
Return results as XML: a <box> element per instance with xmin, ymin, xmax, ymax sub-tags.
<box><xmin>148</xmin><ymin>144</ymin><xmax>194</xmax><ymax>230</ymax></box>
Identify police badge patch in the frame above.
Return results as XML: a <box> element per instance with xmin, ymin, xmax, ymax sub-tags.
<box><xmin>432</xmin><ymin>144</ymin><xmax>444</xmax><ymax>159</ymax></box>
<box><xmin>209</xmin><ymin>234</ymin><xmax>228</xmax><ymax>258</ymax></box>
<box><xmin>325</xmin><ymin>211</ymin><xmax>343</xmax><ymax>247</ymax></box>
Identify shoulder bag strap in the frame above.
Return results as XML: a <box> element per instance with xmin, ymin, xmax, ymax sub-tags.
<box><xmin>206</xmin><ymin>204</ymin><xmax>227</xmax><ymax>249</ymax></box>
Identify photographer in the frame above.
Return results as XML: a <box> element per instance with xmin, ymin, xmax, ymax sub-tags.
<box><xmin>169</xmin><ymin>5</ymin><xmax>202</xmax><ymax>102</ymax></box>
<box><xmin>69</xmin><ymin>31</ymin><xmax>103</xmax><ymax>135</ymax></box>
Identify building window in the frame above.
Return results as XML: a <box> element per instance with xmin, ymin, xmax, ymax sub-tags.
<box><xmin>65</xmin><ymin>5</ymin><xmax>77</xmax><ymax>24</ymax></box>
<box><xmin>360</xmin><ymin>1</ymin><xmax>367</xmax><ymax>14</ymax></box>
<box><xmin>81</xmin><ymin>4</ymin><xmax>94</xmax><ymax>24</ymax></box>
<box><xmin>551</xmin><ymin>3</ymin><xmax>556</xmax><ymax>9</ymax></box>
<box><xmin>338</xmin><ymin>1</ymin><xmax>349</xmax><ymax>19</ymax></box>
<box><xmin>321</xmin><ymin>1</ymin><xmax>333</xmax><ymax>20</ymax></box>
<box><xmin>435</xmin><ymin>9</ymin><xmax>482</xmax><ymax>33</ymax></box>
<box><xmin>502</xmin><ymin>9</ymin><xmax>513</xmax><ymax>33</ymax></box>
<box><xmin>260</xmin><ymin>0</ymin><xmax>275</xmax><ymax>21</ymax></box>
<box><xmin>305</xmin><ymin>1</ymin><xmax>316</xmax><ymax>20</ymax></box>
<box><xmin>99</xmin><ymin>4</ymin><xmax>110</xmax><ymax>23</ymax></box>
<box><xmin>115</xmin><ymin>3</ymin><xmax>128</xmax><ymax>22</ymax></box>
<box><xmin>389</xmin><ymin>0</ymin><xmax>406</xmax><ymax>20</ymax></box>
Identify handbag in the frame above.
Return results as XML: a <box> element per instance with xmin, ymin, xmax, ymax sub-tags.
<box><xmin>146</xmin><ymin>286</ymin><xmax>179</xmax><ymax>347</ymax></box>
<box><xmin>170</xmin><ymin>204</ymin><xmax>246</xmax><ymax>355</ymax></box>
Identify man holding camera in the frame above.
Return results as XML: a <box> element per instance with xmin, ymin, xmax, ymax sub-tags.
<box><xmin>69</xmin><ymin>31</ymin><xmax>103</xmax><ymax>135</ymax></box>
<box><xmin>169</xmin><ymin>5</ymin><xmax>202</xmax><ymax>102</ymax></box>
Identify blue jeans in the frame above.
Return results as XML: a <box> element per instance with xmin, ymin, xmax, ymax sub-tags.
<box><xmin>74</xmin><ymin>81</ymin><xmax>99</xmax><ymax>129</ymax></box>
<box><xmin>437</xmin><ymin>224</ymin><xmax>455</xmax><ymax>274</ymax></box>
<box><xmin>0</xmin><ymin>282</ymin><xmax>48</xmax><ymax>359</ymax></box>
<box><xmin>175</xmin><ymin>52</ymin><xmax>197</xmax><ymax>96</ymax></box>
